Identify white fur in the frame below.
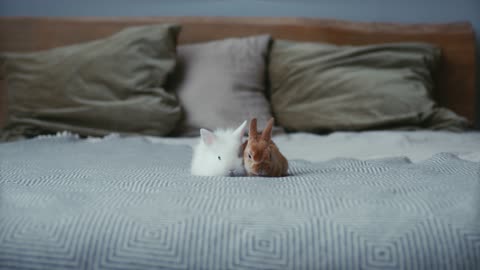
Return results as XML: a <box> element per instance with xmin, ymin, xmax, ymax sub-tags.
<box><xmin>191</xmin><ymin>121</ymin><xmax>247</xmax><ymax>176</ymax></box>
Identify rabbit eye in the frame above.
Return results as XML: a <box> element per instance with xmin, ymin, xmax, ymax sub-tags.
<box><xmin>248</xmin><ymin>153</ymin><xmax>252</xmax><ymax>159</ymax></box>
<box><xmin>218</xmin><ymin>156</ymin><xmax>221</xmax><ymax>161</ymax></box>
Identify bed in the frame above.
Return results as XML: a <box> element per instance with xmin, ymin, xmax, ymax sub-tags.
<box><xmin>0</xmin><ymin>17</ymin><xmax>479</xmax><ymax>270</ymax></box>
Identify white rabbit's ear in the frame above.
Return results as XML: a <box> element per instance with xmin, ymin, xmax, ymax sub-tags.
<box><xmin>233</xmin><ymin>120</ymin><xmax>247</xmax><ymax>139</ymax></box>
<box><xmin>200</xmin><ymin>129</ymin><xmax>216</xmax><ymax>145</ymax></box>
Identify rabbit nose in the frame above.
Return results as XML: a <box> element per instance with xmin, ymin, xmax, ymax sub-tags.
<box><xmin>229</xmin><ymin>169</ymin><xmax>235</xmax><ymax>176</ymax></box>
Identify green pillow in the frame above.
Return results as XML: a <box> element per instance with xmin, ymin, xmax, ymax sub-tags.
<box><xmin>269</xmin><ymin>40</ymin><xmax>468</xmax><ymax>132</ymax></box>
<box><xmin>1</xmin><ymin>23</ymin><xmax>182</xmax><ymax>140</ymax></box>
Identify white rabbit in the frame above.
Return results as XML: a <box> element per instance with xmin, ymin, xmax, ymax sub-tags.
<box><xmin>191</xmin><ymin>121</ymin><xmax>247</xmax><ymax>176</ymax></box>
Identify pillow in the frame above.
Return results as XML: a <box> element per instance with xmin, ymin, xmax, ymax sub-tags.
<box><xmin>169</xmin><ymin>35</ymin><xmax>277</xmax><ymax>136</ymax></box>
<box><xmin>0</xmin><ymin>23</ymin><xmax>182</xmax><ymax>140</ymax></box>
<box><xmin>269</xmin><ymin>40</ymin><xmax>468</xmax><ymax>132</ymax></box>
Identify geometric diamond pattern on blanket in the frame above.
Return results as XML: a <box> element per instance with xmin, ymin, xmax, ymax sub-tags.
<box><xmin>459</xmin><ymin>228</ymin><xmax>480</xmax><ymax>269</ymax></box>
<box><xmin>102</xmin><ymin>219</ymin><xmax>188</xmax><ymax>269</ymax></box>
<box><xmin>231</xmin><ymin>226</ymin><xmax>291</xmax><ymax>270</ymax></box>
<box><xmin>0</xmin><ymin>216</ymin><xmax>82</xmax><ymax>269</ymax></box>
<box><xmin>1</xmin><ymin>135</ymin><xmax>479</xmax><ymax>270</ymax></box>
<box><xmin>360</xmin><ymin>237</ymin><xmax>401</xmax><ymax>269</ymax></box>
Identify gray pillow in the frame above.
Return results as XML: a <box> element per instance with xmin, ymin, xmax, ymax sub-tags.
<box><xmin>269</xmin><ymin>40</ymin><xmax>468</xmax><ymax>132</ymax></box>
<box><xmin>1</xmin><ymin>23</ymin><xmax>182</xmax><ymax>140</ymax></box>
<box><xmin>170</xmin><ymin>35</ymin><xmax>276</xmax><ymax>136</ymax></box>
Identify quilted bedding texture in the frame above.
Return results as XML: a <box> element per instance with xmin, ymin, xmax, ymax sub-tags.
<box><xmin>0</xmin><ymin>135</ymin><xmax>479</xmax><ymax>270</ymax></box>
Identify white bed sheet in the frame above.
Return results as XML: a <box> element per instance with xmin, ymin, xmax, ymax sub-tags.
<box><xmin>146</xmin><ymin>131</ymin><xmax>480</xmax><ymax>162</ymax></box>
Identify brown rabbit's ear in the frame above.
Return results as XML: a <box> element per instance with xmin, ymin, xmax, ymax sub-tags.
<box><xmin>249</xmin><ymin>118</ymin><xmax>258</xmax><ymax>138</ymax></box>
<box><xmin>261</xmin><ymin>118</ymin><xmax>274</xmax><ymax>141</ymax></box>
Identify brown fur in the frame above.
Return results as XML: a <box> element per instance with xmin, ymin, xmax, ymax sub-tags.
<box><xmin>243</xmin><ymin>118</ymin><xmax>288</xmax><ymax>177</ymax></box>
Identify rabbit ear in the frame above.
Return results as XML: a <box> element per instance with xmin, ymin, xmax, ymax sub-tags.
<box><xmin>261</xmin><ymin>118</ymin><xmax>274</xmax><ymax>141</ymax></box>
<box><xmin>233</xmin><ymin>120</ymin><xmax>247</xmax><ymax>139</ymax></box>
<box><xmin>249</xmin><ymin>118</ymin><xmax>258</xmax><ymax>138</ymax></box>
<box><xmin>200</xmin><ymin>128</ymin><xmax>216</xmax><ymax>145</ymax></box>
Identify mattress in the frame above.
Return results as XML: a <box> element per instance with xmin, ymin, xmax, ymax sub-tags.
<box><xmin>1</xmin><ymin>131</ymin><xmax>480</xmax><ymax>270</ymax></box>
<box><xmin>148</xmin><ymin>130</ymin><xmax>480</xmax><ymax>162</ymax></box>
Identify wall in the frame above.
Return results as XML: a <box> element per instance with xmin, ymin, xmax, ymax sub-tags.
<box><xmin>1</xmin><ymin>0</ymin><xmax>479</xmax><ymax>126</ymax></box>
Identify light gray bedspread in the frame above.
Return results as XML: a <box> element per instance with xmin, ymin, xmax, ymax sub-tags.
<box><xmin>1</xmin><ymin>136</ymin><xmax>479</xmax><ymax>270</ymax></box>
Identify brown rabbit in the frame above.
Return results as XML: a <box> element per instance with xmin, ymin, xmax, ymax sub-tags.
<box><xmin>243</xmin><ymin>118</ymin><xmax>288</xmax><ymax>177</ymax></box>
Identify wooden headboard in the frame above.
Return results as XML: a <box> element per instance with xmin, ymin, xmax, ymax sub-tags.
<box><xmin>0</xmin><ymin>16</ymin><xmax>477</xmax><ymax>126</ymax></box>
